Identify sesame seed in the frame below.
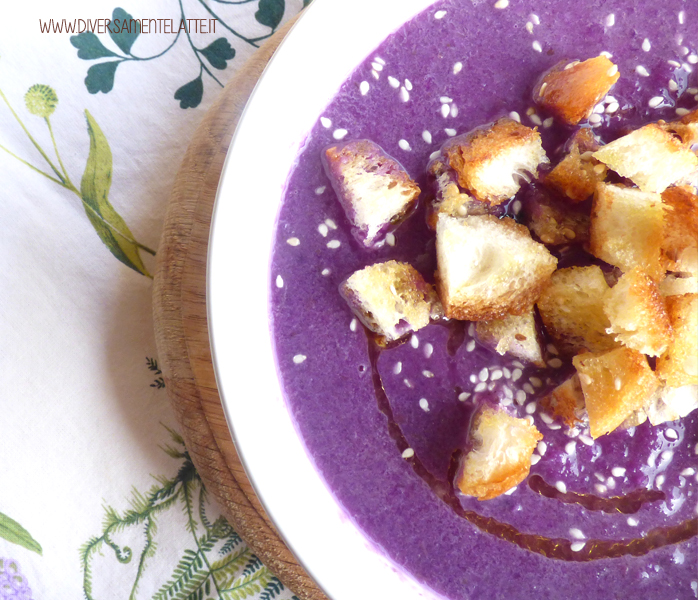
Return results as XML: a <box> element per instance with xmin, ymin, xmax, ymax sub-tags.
<box><xmin>526</xmin><ymin>402</ymin><xmax>537</xmax><ymax>415</ymax></box>
<box><xmin>466</xmin><ymin>339</ymin><xmax>476</xmax><ymax>352</ymax></box>
<box><xmin>516</xmin><ymin>390</ymin><xmax>527</xmax><ymax>405</ymax></box>
<box><xmin>388</xmin><ymin>76</ymin><xmax>400</xmax><ymax>88</ymax></box>
<box><xmin>681</xmin><ymin>467</ymin><xmax>695</xmax><ymax>476</ymax></box>
<box><xmin>404</xmin><ymin>379</ymin><xmax>413</xmax><ymax>388</ymax></box>
<box><xmin>594</xmin><ymin>483</ymin><xmax>607</xmax><ymax>494</ymax></box>
<box><xmin>593</xmin><ymin>103</ymin><xmax>605</xmax><ymax>114</ymax></box>
<box><xmin>494</xmin><ymin>0</ymin><xmax>509</xmax><ymax>9</ymax></box>
<box><xmin>648</xmin><ymin>453</ymin><xmax>656</xmax><ymax>468</ymax></box>
<box><xmin>349</xmin><ymin>318</ymin><xmax>357</xmax><ymax>332</ymax></box>
<box><xmin>531</xmin><ymin>454</ymin><xmax>541</xmax><ymax>465</ymax></box>
<box><xmin>459</xmin><ymin>392</ymin><xmax>471</xmax><ymax>401</ymax></box>
<box><xmin>548</xmin><ymin>423</ymin><xmax>562</xmax><ymax>430</ymax></box>
<box><xmin>612</xmin><ymin>467</ymin><xmax>626</xmax><ymax>477</ymax></box>
<box><xmin>429</xmin><ymin>150</ymin><xmax>441</xmax><ymax>160</ymax></box>
<box><xmin>475</xmin><ymin>382</ymin><xmax>487</xmax><ymax>392</ymax></box>
<box><xmin>679</xmin><ymin>10</ymin><xmax>685</xmax><ymax>24</ymax></box>
<box><xmin>569</xmin><ymin>528</ymin><xmax>585</xmax><ymax>540</ymax></box>
<box><xmin>548</xmin><ymin>358</ymin><xmax>563</xmax><ymax>369</ymax></box>
<box><xmin>293</xmin><ymin>354</ymin><xmax>307</xmax><ymax>364</ymax></box>
<box><xmin>320</xmin><ymin>117</ymin><xmax>331</xmax><ymax>128</ymax></box>
<box><xmin>509</xmin><ymin>111</ymin><xmax>521</xmax><ymax>122</ymax></box>
<box><xmin>543</xmin><ymin>117</ymin><xmax>554</xmax><ymax>128</ymax></box>
<box><xmin>525</xmin><ymin>22</ymin><xmax>534</xmax><ymax>34</ymax></box>
<box><xmin>656</xmin><ymin>474</ymin><xmax>665</xmax><ymax>488</ymax></box>
<box><xmin>665</xmin><ymin>428</ymin><xmax>678</xmax><ymax>440</ymax></box>
<box><xmin>529</xmin><ymin>377</ymin><xmax>543</xmax><ymax>388</ymax></box>
<box><xmin>327</xmin><ymin>240</ymin><xmax>341</xmax><ymax>249</ymax></box>
<box><xmin>680</xmin><ymin>46</ymin><xmax>689</xmax><ymax>56</ymax></box>
<box><xmin>333</xmin><ymin>128</ymin><xmax>348</xmax><ymax>140</ymax></box>
<box><xmin>676</xmin><ymin>107</ymin><xmax>691</xmax><ymax>116</ymax></box>
<box><xmin>422</xmin><ymin>370</ymin><xmax>434</xmax><ymax>378</ymax></box>
<box><xmin>546</xmin><ymin>343</ymin><xmax>559</xmax><ymax>355</ymax></box>
<box><xmin>491</xmin><ymin>369</ymin><xmax>503</xmax><ymax>381</ymax></box>
<box><xmin>642</xmin><ymin>38</ymin><xmax>651</xmax><ymax>52</ymax></box>
<box><xmin>594</xmin><ymin>472</ymin><xmax>605</xmax><ymax>482</ymax></box>
<box><xmin>588</xmin><ymin>113</ymin><xmax>603</xmax><ymax>125</ymax></box>
<box><xmin>400</xmin><ymin>87</ymin><xmax>410</xmax><ymax>102</ymax></box>
<box><xmin>441</xmin><ymin>103</ymin><xmax>451</xmax><ymax>118</ymax></box>
<box><xmin>504</xmin><ymin>486</ymin><xmax>517</xmax><ymax>495</ymax></box>
<box><xmin>523</xmin><ymin>383</ymin><xmax>535</xmax><ymax>394</ymax></box>
<box><xmin>470</xmin><ymin>374</ymin><xmax>478</xmax><ymax>384</ymax></box>
<box><xmin>627</xmin><ymin>517</ymin><xmax>639</xmax><ymax>526</ymax></box>
<box><xmin>565</xmin><ymin>441</ymin><xmax>577</xmax><ymax>455</ymax></box>
<box><xmin>540</xmin><ymin>412</ymin><xmax>553</xmax><ymax>424</ymax></box>
<box><xmin>503</xmin><ymin>386</ymin><xmax>513</xmax><ymax>399</ymax></box>
<box><xmin>419</xmin><ymin>398</ymin><xmax>430</xmax><ymax>411</ymax></box>
<box><xmin>374</xmin><ymin>56</ymin><xmax>385</xmax><ymax>65</ymax></box>
<box><xmin>488</xmin><ymin>381</ymin><xmax>496</xmax><ymax>391</ymax></box>
<box><xmin>503</xmin><ymin>367</ymin><xmax>512</xmax><ymax>379</ymax></box>
<box><xmin>434</xmin><ymin>9</ymin><xmax>447</xmax><ymax>19</ymax></box>
<box><xmin>668</xmin><ymin>59</ymin><xmax>681</xmax><ymax>67</ymax></box>
<box><xmin>422</xmin><ymin>130</ymin><xmax>433</xmax><ymax>144</ymax></box>
<box><xmin>530</xmin><ymin>13</ymin><xmax>540</xmax><ymax>24</ymax></box>
<box><xmin>287</xmin><ymin>237</ymin><xmax>300</xmax><ymax>246</ymax></box>
<box><xmin>537</xmin><ymin>441</ymin><xmax>547</xmax><ymax>455</ymax></box>
<box><xmin>479</xmin><ymin>367</ymin><xmax>489</xmax><ymax>382</ymax></box>
<box><xmin>579</xmin><ymin>434</ymin><xmax>594</xmax><ymax>446</ymax></box>
<box><xmin>453</xmin><ymin>62</ymin><xmax>463</xmax><ymax>75</ymax></box>
<box><xmin>450</xmin><ymin>105</ymin><xmax>459</xmax><ymax>118</ymax></box>
<box><xmin>402</xmin><ymin>447</ymin><xmax>415</xmax><ymax>459</ymax></box>
<box><xmin>440</xmin><ymin>96</ymin><xmax>453</xmax><ymax>103</ymax></box>
<box><xmin>512</xmin><ymin>360</ymin><xmax>525</xmax><ymax>369</ymax></box>
<box><xmin>636</xmin><ymin>65</ymin><xmax>650</xmax><ymax>77</ymax></box>
<box><xmin>445</xmin><ymin>128</ymin><xmax>457</xmax><ymax>136</ymax></box>
<box><xmin>422</xmin><ymin>343</ymin><xmax>434</xmax><ymax>359</ymax></box>
<box><xmin>606</xmin><ymin>102</ymin><xmax>619</xmax><ymax>113</ymax></box>
<box><xmin>605</xmin><ymin>13</ymin><xmax>615</xmax><ymax>27</ymax></box>
<box><xmin>607</xmin><ymin>65</ymin><xmax>618</xmax><ymax>76</ymax></box>
<box><xmin>683</xmin><ymin>63</ymin><xmax>694</xmax><ymax>73</ymax></box>
<box><xmin>512</xmin><ymin>368</ymin><xmax>523</xmax><ymax>382</ymax></box>
<box><xmin>371</xmin><ymin>69</ymin><xmax>379</xmax><ymax>80</ymax></box>
<box><xmin>398</xmin><ymin>139</ymin><xmax>412</xmax><ymax>151</ymax></box>
<box><xmin>525</xmin><ymin>415</ymin><xmax>535</xmax><ymax>426</ymax></box>
<box><xmin>371</xmin><ymin>62</ymin><xmax>383</xmax><ymax>72</ymax></box>
<box><xmin>530</xmin><ymin>113</ymin><xmax>542</xmax><ymax>126</ymax></box>
<box><xmin>385</xmin><ymin>232</ymin><xmax>396</xmax><ymax>246</ymax></box>
<box><xmin>600</xmin><ymin>51</ymin><xmax>613</xmax><ymax>59</ymax></box>
<box><xmin>325</xmin><ymin>218</ymin><xmax>337</xmax><ymax>230</ymax></box>
<box><xmin>606</xmin><ymin>477</ymin><xmax>616</xmax><ymax>489</ymax></box>
<box><xmin>410</xmin><ymin>335</ymin><xmax>419</xmax><ymax>349</ymax></box>
<box><xmin>532</xmin><ymin>40</ymin><xmax>543</xmax><ymax>53</ymax></box>
<box><xmin>404</xmin><ymin>79</ymin><xmax>413</xmax><ymax>91</ymax></box>
<box><xmin>556</xmin><ymin>481</ymin><xmax>567</xmax><ymax>494</ymax></box>
<box><xmin>360</xmin><ymin>81</ymin><xmax>370</xmax><ymax>95</ymax></box>
<box><xmin>648</xmin><ymin>96</ymin><xmax>664</xmax><ymax>108</ymax></box>
<box><xmin>318</xmin><ymin>223</ymin><xmax>329</xmax><ymax>237</ymax></box>
<box><xmin>580</xmin><ymin>374</ymin><xmax>592</xmax><ymax>386</ymax></box>
<box><xmin>275</xmin><ymin>275</ymin><xmax>284</xmax><ymax>288</ymax></box>
<box><xmin>661</xmin><ymin>450</ymin><xmax>674</xmax><ymax>462</ymax></box>
<box><xmin>393</xmin><ymin>362</ymin><xmax>402</xmax><ymax>374</ymax></box>
<box><xmin>687</xmin><ymin>87</ymin><xmax>698</xmax><ymax>94</ymax></box>
<box><xmin>321</xmin><ymin>268</ymin><xmax>330</xmax><ymax>276</ymax></box>
<box><xmin>614</xmin><ymin>377</ymin><xmax>622</xmax><ymax>391</ymax></box>
<box><xmin>571</xmin><ymin>541</ymin><xmax>585</xmax><ymax>552</ymax></box>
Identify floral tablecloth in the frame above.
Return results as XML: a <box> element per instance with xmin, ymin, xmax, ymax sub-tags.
<box><xmin>1</xmin><ymin>1</ymin><xmax>304</xmax><ymax>598</ymax></box>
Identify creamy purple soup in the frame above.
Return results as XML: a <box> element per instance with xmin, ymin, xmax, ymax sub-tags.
<box><xmin>269</xmin><ymin>1</ymin><xmax>698</xmax><ymax>598</ymax></box>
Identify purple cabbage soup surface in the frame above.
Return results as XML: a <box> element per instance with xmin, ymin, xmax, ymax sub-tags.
<box><xmin>270</xmin><ymin>1</ymin><xmax>698</xmax><ymax>598</ymax></box>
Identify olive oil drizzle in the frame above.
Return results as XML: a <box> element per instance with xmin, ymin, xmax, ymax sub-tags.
<box><xmin>367</xmin><ymin>338</ymin><xmax>697</xmax><ymax>561</ymax></box>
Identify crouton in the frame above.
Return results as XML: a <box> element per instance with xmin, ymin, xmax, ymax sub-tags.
<box><xmin>662</xmin><ymin>185</ymin><xmax>698</xmax><ymax>275</ymax></box>
<box><xmin>475</xmin><ymin>308</ymin><xmax>546</xmax><ymax>367</ymax></box>
<box><xmin>543</xmin><ymin>129</ymin><xmax>607</xmax><ymax>202</ymax></box>
<box><xmin>655</xmin><ymin>294</ymin><xmax>698</xmax><ymax>387</ymax></box>
<box><xmin>573</xmin><ymin>347</ymin><xmax>660</xmax><ymax>438</ymax></box>
<box><xmin>534</xmin><ymin>56</ymin><xmax>620</xmax><ymax>125</ymax></box>
<box><xmin>603</xmin><ymin>268</ymin><xmax>673</xmax><ymax>356</ymax></box>
<box><xmin>643</xmin><ymin>384</ymin><xmax>698</xmax><ymax>426</ymax></box>
<box><xmin>592</xmin><ymin>124</ymin><xmax>698</xmax><ymax>194</ymax></box>
<box><xmin>323</xmin><ymin>140</ymin><xmax>420</xmax><ymax>247</ymax></box>
<box><xmin>340</xmin><ymin>261</ymin><xmax>439</xmax><ymax>344</ymax></box>
<box><xmin>524</xmin><ymin>188</ymin><xmax>590</xmax><ymax>245</ymax></box>
<box><xmin>537</xmin><ymin>266</ymin><xmax>618</xmax><ymax>356</ymax></box>
<box><xmin>589</xmin><ymin>183</ymin><xmax>665</xmax><ymax>281</ymax></box>
<box><xmin>442</xmin><ymin>118</ymin><xmax>548</xmax><ymax>204</ymax></box>
<box><xmin>660</xmin><ymin>274</ymin><xmax>698</xmax><ymax>296</ymax></box>
<box><xmin>455</xmin><ymin>406</ymin><xmax>542</xmax><ymax>500</ymax></box>
<box><xmin>540</xmin><ymin>374</ymin><xmax>587</xmax><ymax>428</ymax></box>
<box><xmin>660</xmin><ymin>108</ymin><xmax>698</xmax><ymax>148</ymax></box>
<box><xmin>435</xmin><ymin>215</ymin><xmax>557</xmax><ymax>321</ymax></box>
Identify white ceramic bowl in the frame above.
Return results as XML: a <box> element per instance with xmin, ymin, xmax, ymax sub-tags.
<box><xmin>208</xmin><ymin>1</ymin><xmax>440</xmax><ymax>599</ymax></box>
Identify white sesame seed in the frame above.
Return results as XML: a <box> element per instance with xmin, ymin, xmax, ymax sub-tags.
<box><xmin>434</xmin><ymin>9</ymin><xmax>447</xmax><ymax>19</ymax></box>
<box><xmin>374</xmin><ymin>56</ymin><xmax>385</xmax><ymax>66</ymax></box>
<box><xmin>400</xmin><ymin>87</ymin><xmax>410</xmax><ymax>102</ymax></box>
<box><xmin>320</xmin><ymin>117</ymin><xmax>331</xmax><ymax>128</ymax></box>
<box><xmin>441</xmin><ymin>103</ymin><xmax>451</xmax><ymax>118</ymax></box>
<box><xmin>543</xmin><ymin>117</ymin><xmax>554</xmax><ymax>128</ymax></box>
<box><xmin>681</xmin><ymin>467</ymin><xmax>695</xmax><ymax>476</ymax></box>
<box><xmin>529</xmin><ymin>113</ymin><xmax>542</xmax><ymax>126</ymax></box>
<box><xmin>478</xmin><ymin>368</ymin><xmax>489</xmax><ymax>382</ymax></box>
<box><xmin>525</xmin><ymin>415</ymin><xmax>535</xmax><ymax>426</ymax></box>
<box><xmin>419</xmin><ymin>398</ymin><xmax>430</xmax><ymax>411</ymax></box>
<box><xmin>531</xmin><ymin>454</ymin><xmax>542</xmax><ymax>465</ymax></box>
<box><xmin>439</xmin><ymin>96</ymin><xmax>453</xmax><ymax>103</ymax></box>
<box><xmin>325</xmin><ymin>219</ymin><xmax>337</xmax><ymax>230</ymax></box>
<box><xmin>679</xmin><ymin>10</ymin><xmax>685</xmax><ymax>24</ymax></box>
<box><xmin>371</xmin><ymin>70</ymin><xmax>379</xmax><ymax>80</ymax></box>
<box><xmin>565</xmin><ymin>441</ymin><xmax>577</xmax><ymax>455</ymax></box>
<box><xmin>588</xmin><ymin>113</ymin><xmax>603</xmax><ymax>125</ymax></box>
<box><xmin>605</xmin><ymin>13</ymin><xmax>615</xmax><ymax>27</ymax></box>
<box><xmin>687</xmin><ymin>87</ymin><xmax>698</xmax><ymax>94</ymax></box>
<box><xmin>556</xmin><ymin>481</ymin><xmax>567</xmax><ymax>494</ymax></box>
<box><xmin>516</xmin><ymin>390</ymin><xmax>527</xmax><ymax>405</ymax></box>
<box><xmin>410</xmin><ymin>335</ymin><xmax>419</xmax><ymax>349</ymax></box>
<box><xmin>398</xmin><ymin>139</ymin><xmax>412</xmax><ymax>151</ymax></box>
<box><xmin>459</xmin><ymin>392</ymin><xmax>471</xmax><ymax>401</ymax></box>
<box><xmin>656</xmin><ymin>474</ymin><xmax>665</xmax><ymax>488</ymax></box>
<box><xmin>523</xmin><ymin>383</ymin><xmax>535</xmax><ymax>394</ymax></box>
<box><xmin>540</xmin><ymin>412</ymin><xmax>554</xmax><ymax>425</ymax></box>
<box><xmin>503</xmin><ymin>386</ymin><xmax>513</xmax><ymax>399</ymax></box>
<box><xmin>569</xmin><ymin>528</ymin><xmax>585</xmax><ymax>540</ymax></box>
<box><xmin>429</xmin><ymin>150</ymin><xmax>441</xmax><ymax>161</ymax></box>
<box><xmin>321</xmin><ymin>268</ymin><xmax>330</xmax><ymax>276</ymax></box>
<box><xmin>512</xmin><ymin>360</ymin><xmax>525</xmax><ymax>369</ymax></box>
<box><xmin>317</xmin><ymin>223</ymin><xmax>329</xmax><ymax>237</ymax></box>
<box><xmin>593</xmin><ymin>102</ymin><xmax>605</xmax><ymax>114</ymax></box>
<box><xmin>470</xmin><ymin>374</ymin><xmax>478</xmax><ymax>384</ymax></box>
<box><xmin>546</xmin><ymin>344</ymin><xmax>559</xmax><ymax>355</ymax></box>
<box><xmin>509</xmin><ymin>111</ymin><xmax>521</xmax><ymax>123</ymax></box>
<box><xmin>504</xmin><ymin>486</ymin><xmax>517</xmax><ymax>495</ymax></box>
<box><xmin>275</xmin><ymin>275</ymin><xmax>284</xmax><ymax>288</ymax></box>
<box><xmin>636</xmin><ymin>65</ymin><xmax>650</xmax><ymax>77</ymax></box>
<box><xmin>611</xmin><ymin>467</ymin><xmax>626</xmax><ymax>477</ymax></box>
<box><xmin>468</xmin><ymin>324</ymin><xmax>476</xmax><ymax>338</ymax></box>
<box><xmin>532</xmin><ymin>40</ymin><xmax>543</xmax><ymax>53</ymax></box>
<box><xmin>661</xmin><ymin>450</ymin><xmax>674</xmax><ymax>462</ymax></box>
<box><xmin>293</xmin><ymin>354</ymin><xmax>307</xmax><ymax>364</ymax></box>
<box><xmin>525</xmin><ymin>22</ymin><xmax>534</xmax><ymax>34</ymax></box>
<box><xmin>680</xmin><ymin>46</ymin><xmax>690</xmax><ymax>56</ymax></box>
<box><xmin>475</xmin><ymin>382</ymin><xmax>487</xmax><ymax>392</ymax></box>
<box><xmin>445</xmin><ymin>128</ymin><xmax>457</xmax><ymax>136</ymax></box>
<box><xmin>537</xmin><ymin>441</ymin><xmax>548</xmax><ymax>455</ymax></box>
<box><xmin>453</xmin><ymin>62</ymin><xmax>463</xmax><ymax>75</ymax></box>
<box><xmin>327</xmin><ymin>240</ymin><xmax>340</xmax><ymax>249</ymax></box>
<box><xmin>530</xmin><ymin>13</ymin><xmax>540</xmax><ymax>24</ymax></box>
<box><xmin>529</xmin><ymin>377</ymin><xmax>543</xmax><ymax>388</ymax></box>
<box><xmin>579</xmin><ymin>434</ymin><xmax>594</xmax><ymax>446</ymax></box>
<box><xmin>526</xmin><ymin>402</ymin><xmax>537</xmax><ymax>415</ymax></box>
<box><xmin>466</xmin><ymin>339</ymin><xmax>476</xmax><ymax>352</ymax></box>
<box><xmin>600</xmin><ymin>51</ymin><xmax>613</xmax><ymax>59</ymax></box>
<box><xmin>570</xmin><ymin>541</ymin><xmax>585</xmax><ymax>552</ymax></box>
<box><xmin>371</xmin><ymin>62</ymin><xmax>383</xmax><ymax>72</ymax></box>
<box><xmin>683</xmin><ymin>63</ymin><xmax>694</xmax><ymax>73</ymax></box>
<box><xmin>648</xmin><ymin>96</ymin><xmax>664</xmax><ymax>108</ymax></box>
<box><xmin>384</xmin><ymin>232</ymin><xmax>395</xmax><ymax>247</ymax></box>
<box><xmin>665</xmin><ymin>428</ymin><xmax>678</xmax><ymax>440</ymax></box>
<box><xmin>676</xmin><ymin>107</ymin><xmax>691</xmax><ymax>116</ymax></box>
<box><xmin>360</xmin><ymin>81</ymin><xmax>370</xmax><ymax>95</ymax></box>
<box><xmin>627</xmin><ymin>517</ymin><xmax>639</xmax><ymax>526</ymax></box>
<box><xmin>491</xmin><ymin>369</ymin><xmax>503</xmax><ymax>381</ymax></box>
<box><xmin>607</xmin><ymin>65</ymin><xmax>618</xmax><ymax>77</ymax></box>
<box><xmin>606</xmin><ymin>477</ymin><xmax>616</xmax><ymax>489</ymax></box>
<box><xmin>648</xmin><ymin>453</ymin><xmax>656</xmax><ymax>468</ymax></box>
<box><xmin>388</xmin><ymin>76</ymin><xmax>400</xmax><ymax>88</ymax></box>
<box><xmin>404</xmin><ymin>379</ymin><xmax>413</xmax><ymax>388</ymax></box>
<box><xmin>494</xmin><ymin>0</ymin><xmax>509</xmax><ymax>8</ymax></box>
<box><xmin>668</xmin><ymin>59</ymin><xmax>681</xmax><ymax>67</ymax></box>
<box><xmin>422</xmin><ymin>370</ymin><xmax>434</xmax><ymax>378</ymax></box>
<box><xmin>548</xmin><ymin>358</ymin><xmax>563</xmax><ymax>368</ymax></box>
<box><xmin>421</xmin><ymin>130</ymin><xmax>433</xmax><ymax>144</ymax></box>
<box><xmin>594</xmin><ymin>483</ymin><xmax>607</xmax><ymax>494</ymax></box>
<box><xmin>594</xmin><ymin>472</ymin><xmax>605</xmax><ymax>482</ymax></box>
<box><xmin>404</xmin><ymin>79</ymin><xmax>413</xmax><ymax>91</ymax></box>
<box><xmin>606</xmin><ymin>101</ymin><xmax>619</xmax><ymax>113</ymax></box>
<box><xmin>512</xmin><ymin>368</ymin><xmax>523</xmax><ymax>382</ymax></box>
<box><xmin>613</xmin><ymin>377</ymin><xmax>623</xmax><ymax>391</ymax></box>
<box><xmin>349</xmin><ymin>318</ymin><xmax>357</xmax><ymax>332</ymax></box>
<box><xmin>287</xmin><ymin>237</ymin><xmax>300</xmax><ymax>246</ymax></box>
<box><xmin>402</xmin><ymin>447</ymin><xmax>415</xmax><ymax>459</ymax></box>
<box><xmin>548</xmin><ymin>422</ymin><xmax>562</xmax><ymax>430</ymax></box>
<box><xmin>503</xmin><ymin>367</ymin><xmax>512</xmax><ymax>379</ymax></box>
<box><xmin>642</xmin><ymin>38</ymin><xmax>651</xmax><ymax>52</ymax></box>
<box><xmin>333</xmin><ymin>128</ymin><xmax>348</xmax><ymax>140</ymax></box>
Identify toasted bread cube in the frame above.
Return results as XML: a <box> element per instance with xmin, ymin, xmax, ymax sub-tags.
<box><xmin>524</xmin><ymin>188</ymin><xmax>590</xmax><ymax>245</ymax></box>
<box><xmin>662</xmin><ymin>185</ymin><xmax>698</xmax><ymax>275</ymax></box>
<box><xmin>456</xmin><ymin>406</ymin><xmax>542</xmax><ymax>500</ymax></box>
<box><xmin>573</xmin><ymin>348</ymin><xmax>660</xmax><ymax>438</ymax></box>
<box><xmin>534</xmin><ymin>56</ymin><xmax>620</xmax><ymax>125</ymax></box>
<box><xmin>590</xmin><ymin>183</ymin><xmax>665</xmax><ymax>281</ymax></box>
<box><xmin>475</xmin><ymin>308</ymin><xmax>546</xmax><ymax>367</ymax></box>
<box><xmin>603</xmin><ymin>268</ymin><xmax>673</xmax><ymax>356</ymax></box>
<box><xmin>436</xmin><ymin>215</ymin><xmax>557</xmax><ymax>321</ymax></box>
<box><xmin>540</xmin><ymin>374</ymin><xmax>587</xmax><ymax>428</ymax></box>
<box><xmin>544</xmin><ymin>129</ymin><xmax>607</xmax><ymax>202</ymax></box>
<box><xmin>340</xmin><ymin>261</ymin><xmax>439</xmax><ymax>343</ymax></box>
<box><xmin>655</xmin><ymin>294</ymin><xmax>698</xmax><ymax>387</ymax></box>
<box><xmin>643</xmin><ymin>384</ymin><xmax>698</xmax><ymax>426</ymax></box>
<box><xmin>442</xmin><ymin>118</ymin><xmax>548</xmax><ymax>204</ymax></box>
<box><xmin>660</xmin><ymin>109</ymin><xmax>698</xmax><ymax>148</ymax></box>
<box><xmin>592</xmin><ymin>124</ymin><xmax>698</xmax><ymax>194</ymax></box>
<box><xmin>660</xmin><ymin>274</ymin><xmax>698</xmax><ymax>296</ymax></box>
<box><xmin>537</xmin><ymin>266</ymin><xmax>618</xmax><ymax>356</ymax></box>
<box><xmin>323</xmin><ymin>140</ymin><xmax>420</xmax><ymax>247</ymax></box>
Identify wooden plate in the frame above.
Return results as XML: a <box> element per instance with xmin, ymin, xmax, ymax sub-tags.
<box><xmin>152</xmin><ymin>15</ymin><xmax>328</xmax><ymax>600</ymax></box>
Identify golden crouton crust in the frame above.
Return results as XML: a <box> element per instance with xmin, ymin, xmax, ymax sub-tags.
<box><xmin>475</xmin><ymin>308</ymin><xmax>546</xmax><ymax>367</ymax></box>
<box><xmin>534</xmin><ymin>56</ymin><xmax>620</xmax><ymax>125</ymax></box>
<box><xmin>537</xmin><ymin>266</ymin><xmax>619</xmax><ymax>356</ymax></box>
<box><xmin>443</xmin><ymin>118</ymin><xmax>545</xmax><ymax>204</ymax></box>
<box><xmin>573</xmin><ymin>347</ymin><xmax>660</xmax><ymax>438</ymax></box>
<box><xmin>544</xmin><ymin>129</ymin><xmax>607</xmax><ymax>202</ymax></box>
<box><xmin>660</xmin><ymin>109</ymin><xmax>698</xmax><ymax>147</ymax></box>
<box><xmin>525</xmin><ymin>189</ymin><xmax>591</xmax><ymax>245</ymax></box>
<box><xmin>656</xmin><ymin>294</ymin><xmax>698</xmax><ymax>388</ymax></box>
<box><xmin>540</xmin><ymin>374</ymin><xmax>586</xmax><ymax>428</ymax></box>
<box><xmin>662</xmin><ymin>185</ymin><xmax>698</xmax><ymax>275</ymax></box>
<box><xmin>456</xmin><ymin>407</ymin><xmax>542</xmax><ymax>500</ymax></box>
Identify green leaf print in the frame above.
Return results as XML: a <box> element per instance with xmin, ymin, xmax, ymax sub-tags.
<box><xmin>0</xmin><ymin>511</ymin><xmax>42</xmax><ymax>555</ymax></box>
<box><xmin>201</xmin><ymin>38</ymin><xmax>236</xmax><ymax>71</ymax></box>
<box><xmin>109</xmin><ymin>7</ymin><xmax>141</xmax><ymax>54</ymax></box>
<box><xmin>70</xmin><ymin>32</ymin><xmax>119</xmax><ymax>59</ymax></box>
<box><xmin>174</xmin><ymin>75</ymin><xmax>204</xmax><ymax>109</ymax></box>
<box><xmin>255</xmin><ymin>0</ymin><xmax>285</xmax><ymax>30</ymax></box>
<box><xmin>80</xmin><ymin>110</ymin><xmax>150</xmax><ymax>276</ymax></box>
<box><xmin>85</xmin><ymin>61</ymin><xmax>121</xmax><ymax>94</ymax></box>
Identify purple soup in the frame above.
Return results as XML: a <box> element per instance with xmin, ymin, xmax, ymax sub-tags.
<box><xmin>270</xmin><ymin>1</ymin><xmax>698</xmax><ymax>598</ymax></box>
